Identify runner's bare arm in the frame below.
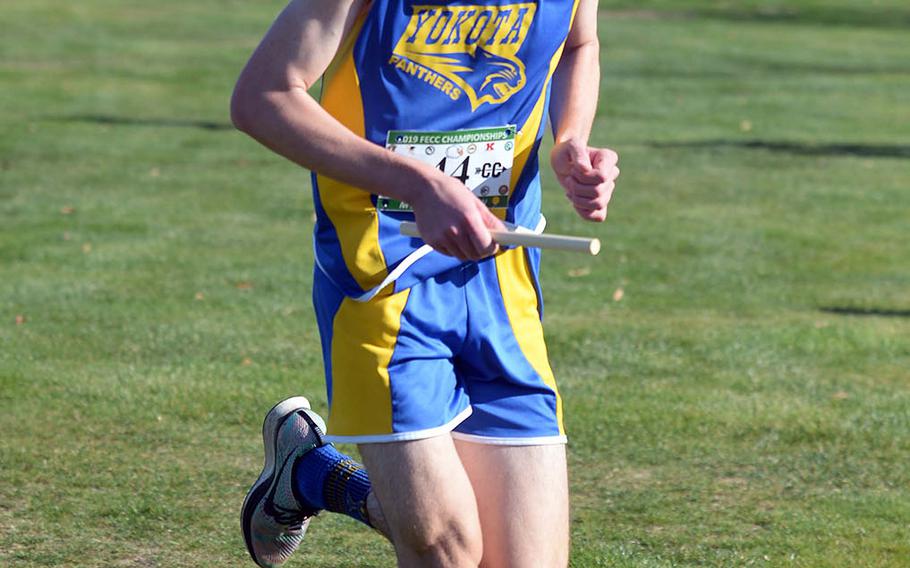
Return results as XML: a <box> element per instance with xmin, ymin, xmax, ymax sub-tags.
<box><xmin>548</xmin><ymin>0</ymin><xmax>619</xmax><ymax>222</ymax></box>
<box><xmin>231</xmin><ymin>0</ymin><xmax>503</xmax><ymax>260</ymax></box>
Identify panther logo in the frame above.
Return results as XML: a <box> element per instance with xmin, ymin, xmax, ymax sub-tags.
<box><xmin>474</xmin><ymin>48</ymin><xmax>523</xmax><ymax>99</ymax></box>
<box><xmin>412</xmin><ymin>46</ymin><xmax>524</xmax><ymax>106</ymax></box>
<box><xmin>391</xmin><ymin>4</ymin><xmax>536</xmax><ymax>110</ymax></box>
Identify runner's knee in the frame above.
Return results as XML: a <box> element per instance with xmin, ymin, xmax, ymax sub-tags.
<box><xmin>395</xmin><ymin>508</ymin><xmax>482</xmax><ymax>567</ymax></box>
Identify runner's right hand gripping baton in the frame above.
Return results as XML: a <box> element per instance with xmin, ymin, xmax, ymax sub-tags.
<box><xmin>399</xmin><ymin>221</ymin><xmax>601</xmax><ymax>255</ymax></box>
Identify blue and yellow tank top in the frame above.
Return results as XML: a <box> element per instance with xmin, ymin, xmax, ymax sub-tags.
<box><xmin>313</xmin><ymin>0</ymin><xmax>580</xmax><ymax>299</ymax></box>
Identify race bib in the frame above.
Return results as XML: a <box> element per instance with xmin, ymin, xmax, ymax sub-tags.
<box><xmin>378</xmin><ymin>125</ymin><xmax>516</xmax><ymax>212</ymax></box>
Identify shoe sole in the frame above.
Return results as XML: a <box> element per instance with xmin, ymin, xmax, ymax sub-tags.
<box><xmin>241</xmin><ymin>396</ymin><xmax>312</xmax><ymax>568</ymax></box>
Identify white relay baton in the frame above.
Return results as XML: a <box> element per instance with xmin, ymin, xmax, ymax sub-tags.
<box><xmin>399</xmin><ymin>221</ymin><xmax>601</xmax><ymax>256</ymax></box>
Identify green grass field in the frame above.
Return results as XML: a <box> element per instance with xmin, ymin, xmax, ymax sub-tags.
<box><xmin>2</xmin><ymin>1</ymin><xmax>909</xmax><ymax>566</ymax></box>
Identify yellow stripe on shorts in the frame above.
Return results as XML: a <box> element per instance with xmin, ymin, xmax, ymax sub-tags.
<box><xmin>494</xmin><ymin>248</ymin><xmax>564</xmax><ymax>434</ymax></box>
<box><xmin>328</xmin><ymin>288</ymin><xmax>411</xmax><ymax>437</ymax></box>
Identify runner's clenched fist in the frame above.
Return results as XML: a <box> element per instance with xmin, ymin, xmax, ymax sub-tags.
<box><xmin>551</xmin><ymin>139</ymin><xmax>619</xmax><ymax>222</ymax></box>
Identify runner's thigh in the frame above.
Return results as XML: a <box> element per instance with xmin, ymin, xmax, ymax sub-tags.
<box><xmin>454</xmin><ymin>440</ymin><xmax>569</xmax><ymax>568</ymax></box>
<box><xmin>359</xmin><ymin>435</ymin><xmax>482</xmax><ymax>566</ymax></box>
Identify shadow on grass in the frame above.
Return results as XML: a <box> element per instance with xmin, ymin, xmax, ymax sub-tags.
<box><xmin>820</xmin><ymin>306</ymin><xmax>910</xmax><ymax>318</ymax></box>
<box><xmin>648</xmin><ymin>140</ymin><xmax>910</xmax><ymax>159</ymax></box>
<box><xmin>610</xmin><ymin>62</ymin><xmax>910</xmax><ymax>80</ymax></box>
<box><xmin>45</xmin><ymin>114</ymin><xmax>233</xmax><ymax>131</ymax></box>
<box><xmin>702</xmin><ymin>7</ymin><xmax>910</xmax><ymax>30</ymax></box>
<box><xmin>610</xmin><ymin>62</ymin><xmax>910</xmax><ymax>81</ymax></box>
<box><xmin>602</xmin><ymin>7</ymin><xmax>910</xmax><ymax>29</ymax></box>
<box><xmin>726</xmin><ymin>58</ymin><xmax>910</xmax><ymax>77</ymax></box>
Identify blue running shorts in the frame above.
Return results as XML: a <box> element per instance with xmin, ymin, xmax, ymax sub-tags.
<box><xmin>312</xmin><ymin>246</ymin><xmax>565</xmax><ymax>445</ymax></box>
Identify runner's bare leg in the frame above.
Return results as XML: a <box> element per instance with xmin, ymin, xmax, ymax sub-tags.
<box><xmin>454</xmin><ymin>441</ymin><xmax>570</xmax><ymax>568</ymax></box>
<box><xmin>359</xmin><ymin>435</ymin><xmax>483</xmax><ymax>568</ymax></box>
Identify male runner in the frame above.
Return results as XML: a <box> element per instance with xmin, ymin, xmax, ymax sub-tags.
<box><xmin>232</xmin><ymin>0</ymin><xmax>618</xmax><ymax>566</ymax></box>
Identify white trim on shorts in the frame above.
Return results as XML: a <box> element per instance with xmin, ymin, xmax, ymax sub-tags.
<box><xmin>323</xmin><ymin>406</ymin><xmax>473</xmax><ymax>444</ymax></box>
<box><xmin>450</xmin><ymin>432</ymin><xmax>568</xmax><ymax>446</ymax></box>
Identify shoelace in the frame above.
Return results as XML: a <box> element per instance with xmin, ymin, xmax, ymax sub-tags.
<box><xmin>265</xmin><ymin>498</ymin><xmax>307</xmax><ymax>530</ymax></box>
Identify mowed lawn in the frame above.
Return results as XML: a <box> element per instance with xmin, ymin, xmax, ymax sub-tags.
<box><xmin>2</xmin><ymin>1</ymin><xmax>908</xmax><ymax>566</ymax></box>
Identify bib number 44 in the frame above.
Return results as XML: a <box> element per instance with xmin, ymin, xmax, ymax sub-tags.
<box><xmin>379</xmin><ymin>125</ymin><xmax>516</xmax><ymax>212</ymax></box>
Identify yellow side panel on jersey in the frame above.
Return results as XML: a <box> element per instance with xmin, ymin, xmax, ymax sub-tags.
<box><xmin>509</xmin><ymin>0</ymin><xmax>580</xmax><ymax>193</ymax></box>
<box><xmin>317</xmin><ymin>15</ymin><xmax>388</xmax><ymax>291</ymax></box>
<box><xmin>328</xmin><ymin>287</ymin><xmax>411</xmax><ymax>436</ymax></box>
<box><xmin>494</xmin><ymin>248</ymin><xmax>564</xmax><ymax>433</ymax></box>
